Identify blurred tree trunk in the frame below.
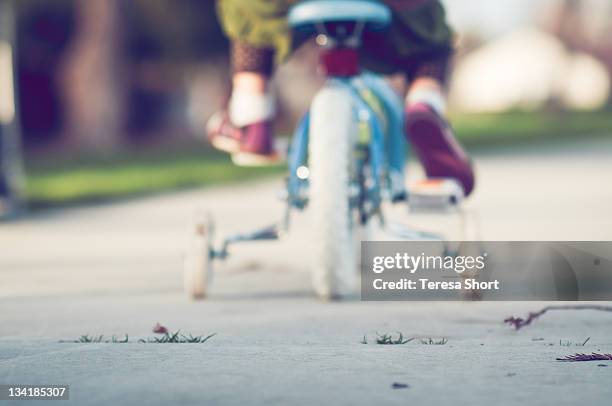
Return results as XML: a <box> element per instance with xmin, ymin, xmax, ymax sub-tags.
<box><xmin>59</xmin><ymin>0</ymin><xmax>123</xmax><ymax>150</ymax></box>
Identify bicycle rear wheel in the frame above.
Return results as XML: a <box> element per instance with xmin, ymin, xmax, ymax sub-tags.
<box><xmin>308</xmin><ymin>83</ymin><xmax>358</xmax><ymax>300</ymax></box>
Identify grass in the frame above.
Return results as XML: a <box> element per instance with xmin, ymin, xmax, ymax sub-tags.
<box><xmin>361</xmin><ymin>333</ymin><xmax>449</xmax><ymax>345</ymax></box>
<box><xmin>23</xmin><ymin>110</ymin><xmax>612</xmax><ymax>208</ymax></box>
<box><xmin>138</xmin><ymin>331</ymin><xmax>217</xmax><ymax>344</ymax></box>
<box><xmin>25</xmin><ymin>144</ymin><xmax>282</xmax><ymax>208</ymax></box>
<box><xmin>559</xmin><ymin>337</ymin><xmax>591</xmax><ymax>347</ymax></box>
<box><xmin>451</xmin><ymin>109</ymin><xmax>612</xmax><ymax>148</ymax></box>
<box><xmin>59</xmin><ymin>331</ymin><xmax>216</xmax><ymax>344</ymax></box>
<box><xmin>419</xmin><ymin>337</ymin><xmax>448</xmax><ymax>345</ymax></box>
<box><xmin>60</xmin><ymin>334</ymin><xmax>129</xmax><ymax>343</ymax></box>
<box><xmin>374</xmin><ymin>332</ymin><xmax>415</xmax><ymax>345</ymax></box>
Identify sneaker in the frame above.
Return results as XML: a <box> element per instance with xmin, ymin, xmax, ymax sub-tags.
<box><xmin>206</xmin><ymin>111</ymin><xmax>242</xmax><ymax>154</ymax></box>
<box><xmin>206</xmin><ymin>111</ymin><xmax>282</xmax><ymax>167</ymax></box>
<box><xmin>405</xmin><ymin>103</ymin><xmax>475</xmax><ymax>197</ymax></box>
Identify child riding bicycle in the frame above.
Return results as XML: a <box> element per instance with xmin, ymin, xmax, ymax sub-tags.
<box><xmin>208</xmin><ymin>0</ymin><xmax>475</xmax><ymax>197</ymax></box>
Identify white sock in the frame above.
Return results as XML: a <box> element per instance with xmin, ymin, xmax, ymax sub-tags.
<box><xmin>229</xmin><ymin>90</ymin><xmax>276</xmax><ymax>128</ymax></box>
<box><xmin>406</xmin><ymin>89</ymin><xmax>447</xmax><ymax>116</ymax></box>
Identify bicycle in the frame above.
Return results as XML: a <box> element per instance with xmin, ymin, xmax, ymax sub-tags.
<box><xmin>184</xmin><ymin>0</ymin><xmax>466</xmax><ymax>300</ymax></box>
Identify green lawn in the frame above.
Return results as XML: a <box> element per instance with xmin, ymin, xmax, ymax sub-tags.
<box><xmin>25</xmin><ymin>145</ymin><xmax>283</xmax><ymax>208</ymax></box>
<box><xmin>24</xmin><ymin>110</ymin><xmax>611</xmax><ymax>208</ymax></box>
<box><xmin>452</xmin><ymin>109</ymin><xmax>612</xmax><ymax>147</ymax></box>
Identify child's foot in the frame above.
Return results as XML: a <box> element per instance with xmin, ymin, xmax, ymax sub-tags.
<box><xmin>405</xmin><ymin>103</ymin><xmax>475</xmax><ymax>196</ymax></box>
<box><xmin>206</xmin><ymin>111</ymin><xmax>282</xmax><ymax>167</ymax></box>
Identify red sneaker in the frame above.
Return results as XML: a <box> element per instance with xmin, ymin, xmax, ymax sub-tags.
<box><xmin>405</xmin><ymin>103</ymin><xmax>475</xmax><ymax>197</ymax></box>
<box><xmin>206</xmin><ymin>111</ymin><xmax>281</xmax><ymax>167</ymax></box>
<box><xmin>206</xmin><ymin>111</ymin><xmax>242</xmax><ymax>154</ymax></box>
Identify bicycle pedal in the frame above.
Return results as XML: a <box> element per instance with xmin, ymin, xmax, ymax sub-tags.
<box><xmin>408</xmin><ymin>178</ymin><xmax>464</xmax><ymax>212</ymax></box>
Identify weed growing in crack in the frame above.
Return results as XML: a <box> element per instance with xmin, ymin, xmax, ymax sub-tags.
<box><xmin>375</xmin><ymin>333</ymin><xmax>415</xmax><ymax>345</ymax></box>
<box><xmin>361</xmin><ymin>333</ymin><xmax>449</xmax><ymax>345</ymax></box>
<box><xmin>419</xmin><ymin>337</ymin><xmax>448</xmax><ymax>345</ymax></box>
<box><xmin>60</xmin><ymin>334</ymin><xmax>128</xmax><ymax>343</ymax></box>
<box><xmin>138</xmin><ymin>331</ymin><xmax>217</xmax><ymax>343</ymax></box>
<box><xmin>559</xmin><ymin>337</ymin><xmax>590</xmax><ymax>347</ymax></box>
<box><xmin>60</xmin><ymin>332</ymin><xmax>216</xmax><ymax>344</ymax></box>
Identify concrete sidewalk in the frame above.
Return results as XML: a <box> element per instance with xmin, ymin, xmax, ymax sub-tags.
<box><xmin>1</xmin><ymin>299</ymin><xmax>611</xmax><ymax>405</ymax></box>
<box><xmin>1</xmin><ymin>138</ymin><xmax>612</xmax><ymax>405</ymax></box>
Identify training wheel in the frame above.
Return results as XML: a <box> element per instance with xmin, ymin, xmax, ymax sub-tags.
<box><xmin>184</xmin><ymin>213</ymin><xmax>214</xmax><ymax>300</ymax></box>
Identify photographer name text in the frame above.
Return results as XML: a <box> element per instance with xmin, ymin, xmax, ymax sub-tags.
<box><xmin>370</xmin><ymin>252</ymin><xmax>500</xmax><ymax>291</ymax></box>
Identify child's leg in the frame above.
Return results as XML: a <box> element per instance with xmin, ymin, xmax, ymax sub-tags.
<box><xmin>228</xmin><ymin>41</ymin><xmax>275</xmax><ymax>129</ymax></box>
<box><xmin>209</xmin><ymin>0</ymin><xmax>294</xmax><ymax>166</ymax></box>
<box><xmin>233</xmin><ymin>72</ymin><xmax>268</xmax><ymax>94</ymax></box>
<box><xmin>206</xmin><ymin>40</ymin><xmax>279</xmax><ymax>165</ymax></box>
<box><xmin>362</xmin><ymin>0</ymin><xmax>475</xmax><ymax>196</ymax></box>
<box><xmin>404</xmin><ymin>58</ymin><xmax>475</xmax><ymax>196</ymax></box>
<box><xmin>407</xmin><ymin>77</ymin><xmax>445</xmax><ymax>115</ymax></box>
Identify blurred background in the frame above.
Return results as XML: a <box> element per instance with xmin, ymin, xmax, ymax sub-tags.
<box><xmin>0</xmin><ymin>0</ymin><xmax>611</xmax><ymax>215</ymax></box>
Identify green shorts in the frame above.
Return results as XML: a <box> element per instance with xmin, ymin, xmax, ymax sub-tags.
<box><xmin>217</xmin><ymin>0</ymin><xmax>454</xmax><ymax>75</ymax></box>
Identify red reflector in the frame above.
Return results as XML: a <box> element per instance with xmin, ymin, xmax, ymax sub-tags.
<box><xmin>321</xmin><ymin>48</ymin><xmax>359</xmax><ymax>77</ymax></box>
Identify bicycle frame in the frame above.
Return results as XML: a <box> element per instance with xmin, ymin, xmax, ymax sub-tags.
<box><xmin>209</xmin><ymin>71</ymin><xmax>409</xmax><ymax>259</ymax></box>
<box><xmin>213</xmin><ymin>25</ymin><xmax>407</xmax><ymax>254</ymax></box>
<box><xmin>209</xmin><ymin>2</ymin><xmax>433</xmax><ymax>257</ymax></box>
<box><xmin>184</xmin><ymin>1</ymin><xmax>459</xmax><ymax>300</ymax></box>
<box><xmin>286</xmin><ymin>72</ymin><xmax>408</xmax><ymax>219</ymax></box>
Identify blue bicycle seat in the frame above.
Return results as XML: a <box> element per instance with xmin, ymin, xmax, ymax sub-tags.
<box><xmin>288</xmin><ymin>0</ymin><xmax>391</xmax><ymax>30</ymax></box>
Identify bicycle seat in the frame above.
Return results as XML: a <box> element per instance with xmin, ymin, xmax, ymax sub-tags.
<box><xmin>288</xmin><ymin>0</ymin><xmax>391</xmax><ymax>30</ymax></box>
